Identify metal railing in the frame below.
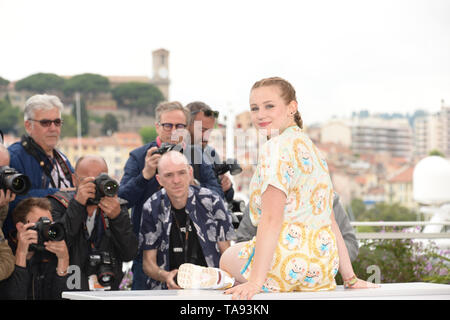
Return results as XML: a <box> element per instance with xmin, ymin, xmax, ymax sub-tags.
<box><xmin>350</xmin><ymin>221</ymin><xmax>450</xmax><ymax>240</ymax></box>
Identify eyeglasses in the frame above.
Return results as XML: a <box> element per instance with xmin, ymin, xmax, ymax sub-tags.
<box><xmin>29</xmin><ymin>118</ymin><xmax>64</xmax><ymax>127</ymax></box>
<box><xmin>158</xmin><ymin>123</ymin><xmax>187</xmax><ymax>131</ymax></box>
<box><xmin>191</xmin><ymin>109</ymin><xmax>219</xmax><ymax>118</ymax></box>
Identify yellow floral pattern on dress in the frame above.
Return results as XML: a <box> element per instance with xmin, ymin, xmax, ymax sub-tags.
<box><xmin>242</xmin><ymin>126</ymin><xmax>337</xmax><ymax>292</ymax></box>
<box><xmin>310</xmin><ymin>183</ymin><xmax>329</xmax><ymax>216</ymax></box>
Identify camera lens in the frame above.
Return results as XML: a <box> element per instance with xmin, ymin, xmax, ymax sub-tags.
<box><xmin>44</xmin><ymin>223</ymin><xmax>65</xmax><ymax>241</ymax></box>
<box><xmin>102</xmin><ymin>180</ymin><xmax>118</xmax><ymax>197</ymax></box>
<box><xmin>6</xmin><ymin>174</ymin><xmax>31</xmax><ymax>195</ymax></box>
<box><xmin>98</xmin><ymin>268</ymin><xmax>115</xmax><ymax>286</ymax></box>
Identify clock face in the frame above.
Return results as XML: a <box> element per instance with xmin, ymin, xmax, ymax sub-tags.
<box><xmin>158</xmin><ymin>67</ymin><xmax>168</xmax><ymax>79</ymax></box>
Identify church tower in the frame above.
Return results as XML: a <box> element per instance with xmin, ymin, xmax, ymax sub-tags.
<box><xmin>151</xmin><ymin>48</ymin><xmax>170</xmax><ymax>100</ymax></box>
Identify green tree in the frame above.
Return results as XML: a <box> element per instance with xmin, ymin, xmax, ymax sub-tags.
<box><xmin>71</xmin><ymin>98</ymin><xmax>89</xmax><ymax>136</ymax></box>
<box><xmin>350</xmin><ymin>198</ymin><xmax>367</xmax><ymax>220</ymax></box>
<box><xmin>60</xmin><ymin>114</ymin><xmax>78</xmax><ymax>137</ymax></box>
<box><xmin>0</xmin><ymin>98</ymin><xmax>21</xmax><ymax>134</ymax></box>
<box><xmin>15</xmin><ymin>73</ymin><xmax>65</xmax><ymax>93</ymax></box>
<box><xmin>63</xmin><ymin>73</ymin><xmax>110</xmax><ymax>98</ymax></box>
<box><xmin>139</xmin><ymin>126</ymin><xmax>157</xmax><ymax>144</ymax></box>
<box><xmin>102</xmin><ymin>113</ymin><xmax>119</xmax><ymax>135</ymax></box>
<box><xmin>112</xmin><ymin>82</ymin><xmax>164</xmax><ymax>116</ymax></box>
<box><xmin>429</xmin><ymin>149</ymin><xmax>445</xmax><ymax>157</ymax></box>
<box><xmin>0</xmin><ymin>76</ymin><xmax>9</xmax><ymax>89</ymax></box>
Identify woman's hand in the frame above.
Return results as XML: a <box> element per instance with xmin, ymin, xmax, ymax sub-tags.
<box><xmin>224</xmin><ymin>281</ymin><xmax>261</xmax><ymax>300</ymax></box>
<box><xmin>344</xmin><ymin>274</ymin><xmax>380</xmax><ymax>289</ymax></box>
<box><xmin>346</xmin><ymin>278</ymin><xmax>380</xmax><ymax>289</ymax></box>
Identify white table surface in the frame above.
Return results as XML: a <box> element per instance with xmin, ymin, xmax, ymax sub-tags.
<box><xmin>62</xmin><ymin>282</ymin><xmax>450</xmax><ymax>300</ymax></box>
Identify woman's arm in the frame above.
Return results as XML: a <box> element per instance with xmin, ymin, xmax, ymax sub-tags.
<box><xmin>225</xmin><ymin>185</ymin><xmax>285</xmax><ymax>300</ymax></box>
<box><xmin>330</xmin><ymin>210</ymin><xmax>380</xmax><ymax>289</ymax></box>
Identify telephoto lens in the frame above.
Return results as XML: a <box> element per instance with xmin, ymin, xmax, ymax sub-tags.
<box><xmin>0</xmin><ymin>166</ymin><xmax>31</xmax><ymax>195</ymax></box>
<box><xmin>87</xmin><ymin>173</ymin><xmax>119</xmax><ymax>205</ymax></box>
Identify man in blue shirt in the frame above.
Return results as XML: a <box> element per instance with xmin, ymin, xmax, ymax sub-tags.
<box><xmin>140</xmin><ymin>151</ymin><xmax>235</xmax><ymax>289</ymax></box>
<box><xmin>4</xmin><ymin>94</ymin><xmax>74</xmax><ymax>240</ymax></box>
<box><xmin>118</xmin><ymin>101</ymin><xmax>223</xmax><ymax>289</ymax></box>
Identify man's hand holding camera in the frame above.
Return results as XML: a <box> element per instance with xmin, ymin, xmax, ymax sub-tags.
<box><xmin>98</xmin><ymin>196</ymin><xmax>121</xmax><ymax>220</ymax></box>
<box><xmin>142</xmin><ymin>146</ymin><xmax>161</xmax><ymax>180</ymax></box>
<box><xmin>75</xmin><ymin>174</ymin><xmax>121</xmax><ymax>219</ymax></box>
<box><xmin>0</xmin><ymin>189</ymin><xmax>16</xmax><ymax>208</ymax></box>
<box><xmin>15</xmin><ymin>221</ymin><xmax>69</xmax><ymax>274</ymax></box>
<box><xmin>74</xmin><ymin>176</ymin><xmax>96</xmax><ymax>206</ymax></box>
<box><xmin>15</xmin><ymin>222</ymin><xmax>38</xmax><ymax>267</ymax></box>
<box><xmin>219</xmin><ymin>174</ymin><xmax>232</xmax><ymax>192</ymax></box>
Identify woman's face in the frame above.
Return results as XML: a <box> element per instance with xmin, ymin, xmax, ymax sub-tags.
<box><xmin>249</xmin><ymin>85</ymin><xmax>297</xmax><ymax>136</ymax></box>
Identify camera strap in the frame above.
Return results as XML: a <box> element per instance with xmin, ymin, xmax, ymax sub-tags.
<box><xmin>171</xmin><ymin>208</ymin><xmax>191</xmax><ymax>263</ymax></box>
<box><xmin>190</xmin><ymin>146</ymin><xmax>202</xmax><ymax>182</ymax></box>
<box><xmin>21</xmin><ymin>135</ymin><xmax>73</xmax><ymax>188</ymax></box>
<box><xmin>98</xmin><ymin>209</ymin><xmax>121</xmax><ymax>255</ymax></box>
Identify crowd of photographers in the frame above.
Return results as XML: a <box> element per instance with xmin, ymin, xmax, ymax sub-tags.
<box><xmin>0</xmin><ymin>94</ymin><xmax>359</xmax><ymax>299</ymax></box>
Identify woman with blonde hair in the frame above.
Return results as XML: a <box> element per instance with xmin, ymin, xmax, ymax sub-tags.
<box><xmin>177</xmin><ymin>77</ymin><xmax>378</xmax><ymax>299</ymax></box>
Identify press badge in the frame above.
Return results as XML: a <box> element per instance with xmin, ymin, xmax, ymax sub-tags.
<box><xmin>88</xmin><ymin>274</ymin><xmax>111</xmax><ymax>291</ymax></box>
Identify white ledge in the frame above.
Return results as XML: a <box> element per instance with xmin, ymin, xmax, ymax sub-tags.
<box><xmin>62</xmin><ymin>282</ymin><xmax>450</xmax><ymax>300</ymax></box>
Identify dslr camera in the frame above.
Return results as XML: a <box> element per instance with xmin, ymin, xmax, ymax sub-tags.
<box><xmin>151</xmin><ymin>142</ymin><xmax>183</xmax><ymax>155</ymax></box>
<box><xmin>213</xmin><ymin>159</ymin><xmax>245</xmax><ymax>227</ymax></box>
<box><xmin>27</xmin><ymin>217</ymin><xmax>65</xmax><ymax>251</ymax></box>
<box><xmin>213</xmin><ymin>158</ymin><xmax>243</xmax><ymax>177</ymax></box>
<box><xmin>88</xmin><ymin>250</ymin><xmax>116</xmax><ymax>287</ymax></box>
<box><xmin>87</xmin><ymin>173</ymin><xmax>119</xmax><ymax>205</ymax></box>
<box><xmin>0</xmin><ymin>166</ymin><xmax>31</xmax><ymax>196</ymax></box>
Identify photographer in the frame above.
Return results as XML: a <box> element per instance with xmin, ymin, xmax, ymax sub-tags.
<box><xmin>119</xmin><ymin>101</ymin><xmax>222</xmax><ymax>290</ymax></box>
<box><xmin>4</xmin><ymin>94</ymin><xmax>74</xmax><ymax>242</ymax></box>
<box><xmin>0</xmin><ymin>197</ymin><xmax>70</xmax><ymax>300</ymax></box>
<box><xmin>0</xmin><ymin>144</ymin><xmax>15</xmax><ymax>282</ymax></box>
<box><xmin>48</xmin><ymin>155</ymin><xmax>138</xmax><ymax>291</ymax></box>
<box><xmin>141</xmin><ymin>151</ymin><xmax>235</xmax><ymax>290</ymax></box>
<box><xmin>186</xmin><ymin>101</ymin><xmax>235</xmax><ymax>203</ymax></box>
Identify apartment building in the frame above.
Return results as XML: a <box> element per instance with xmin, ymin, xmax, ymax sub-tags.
<box><xmin>414</xmin><ymin>101</ymin><xmax>450</xmax><ymax>158</ymax></box>
<box><xmin>321</xmin><ymin>117</ymin><xmax>413</xmax><ymax>159</ymax></box>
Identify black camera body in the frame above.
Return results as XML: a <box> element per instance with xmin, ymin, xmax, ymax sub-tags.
<box><xmin>151</xmin><ymin>143</ymin><xmax>183</xmax><ymax>155</ymax></box>
<box><xmin>28</xmin><ymin>217</ymin><xmax>65</xmax><ymax>251</ymax></box>
<box><xmin>228</xmin><ymin>199</ymin><xmax>246</xmax><ymax>213</ymax></box>
<box><xmin>213</xmin><ymin>158</ymin><xmax>243</xmax><ymax>177</ymax></box>
<box><xmin>0</xmin><ymin>166</ymin><xmax>31</xmax><ymax>196</ymax></box>
<box><xmin>87</xmin><ymin>173</ymin><xmax>119</xmax><ymax>205</ymax></box>
<box><xmin>88</xmin><ymin>250</ymin><xmax>116</xmax><ymax>287</ymax></box>
<box><xmin>213</xmin><ymin>158</ymin><xmax>244</xmax><ymax>228</ymax></box>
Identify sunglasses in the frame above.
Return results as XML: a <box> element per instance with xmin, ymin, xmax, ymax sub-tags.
<box><xmin>191</xmin><ymin>109</ymin><xmax>219</xmax><ymax>118</ymax></box>
<box><xmin>158</xmin><ymin>122</ymin><xmax>187</xmax><ymax>131</ymax></box>
<box><xmin>29</xmin><ymin>118</ymin><xmax>64</xmax><ymax>127</ymax></box>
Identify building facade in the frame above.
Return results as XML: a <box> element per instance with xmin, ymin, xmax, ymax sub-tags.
<box><xmin>414</xmin><ymin>101</ymin><xmax>450</xmax><ymax>159</ymax></box>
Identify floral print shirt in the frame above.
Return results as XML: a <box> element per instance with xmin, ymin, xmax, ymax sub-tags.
<box><xmin>139</xmin><ymin>185</ymin><xmax>236</xmax><ymax>289</ymax></box>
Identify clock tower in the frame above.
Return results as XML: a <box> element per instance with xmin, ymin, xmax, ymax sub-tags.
<box><xmin>151</xmin><ymin>48</ymin><xmax>170</xmax><ymax>100</ymax></box>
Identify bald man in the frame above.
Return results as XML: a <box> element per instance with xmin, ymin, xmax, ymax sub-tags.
<box><xmin>140</xmin><ymin>151</ymin><xmax>236</xmax><ymax>290</ymax></box>
<box><xmin>47</xmin><ymin>155</ymin><xmax>138</xmax><ymax>291</ymax></box>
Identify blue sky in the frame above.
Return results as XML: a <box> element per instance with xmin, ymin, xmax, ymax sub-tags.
<box><xmin>1</xmin><ymin>0</ymin><xmax>449</xmax><ymax>124</ymax></box>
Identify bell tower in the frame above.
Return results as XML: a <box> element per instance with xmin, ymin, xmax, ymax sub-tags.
<box><xmin>152</xmin><ymin>48</ymin><xmax>170</xmax><ymax>100</ymax></box>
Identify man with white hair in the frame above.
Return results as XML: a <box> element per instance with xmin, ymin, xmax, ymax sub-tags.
<box><xmin>3</xmin><ymin>94</ymin><xmax>74</xmax><ymax>241</ymax></box>
<box><xmin>140</xmin><ymin>151</ymin><xmax>235</xmax><ymax>290</ymax></box>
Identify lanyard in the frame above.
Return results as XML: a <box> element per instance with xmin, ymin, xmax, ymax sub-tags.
<box><xmin>171</xmin><ymin>209</ymin><xmax>191</xmax><ymax>263</ymax></box>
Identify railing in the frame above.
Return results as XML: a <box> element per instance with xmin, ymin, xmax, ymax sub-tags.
<box><xmin>350</xmin><ymin>221</ymin><xmax>450</xmax><ymax>240</ymax></box>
